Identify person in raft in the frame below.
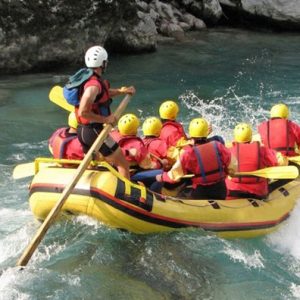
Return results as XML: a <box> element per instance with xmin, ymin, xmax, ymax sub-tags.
<box><xmin>110</xmin><ymin>113</ymin><xmax>157</xmax><ymax>170</ymax></box>
<box><xmin>257</xmin><ymin>103</ymin><xmax>300</xmax><ymax>157</ymax></box>
<box><xmin>158</xmin><ymin>100</ymin><xmax>188</xmax><ymax>148</ymax></box>
<box><xmin>77</xmin><ymin>45</ymin><xmax>135</xmax><ymax>179</ymax></box>
<box><xmin>142</xmin><ymin>117</ymin><xmax>171</xmax><ymax>170</ymax></box>
<box><xmin>226</xmin><ymin>123</ymin><xmax>288</xmax><ymax>200</ymax></box>
<box><xmin>154</xmin><ymin>118</ymin><xmax>236</xmax><ymax>199</ymax></box>
<box><xmin>158</xmin><ymin>100</ymin><xmax>225</xmax><ymax>150</ymax></box>
<box><xmin>48</xmin><ymin>112</ymin><xmax>84</xmax><ymax>160</ymax></box>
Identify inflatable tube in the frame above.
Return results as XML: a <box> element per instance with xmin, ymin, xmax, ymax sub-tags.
<box><xmin>28</xmin><ymin>162</ymin><xmax>300</xmax><ymax>238</ymax></box>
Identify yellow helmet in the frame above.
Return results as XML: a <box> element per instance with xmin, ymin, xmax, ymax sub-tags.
<box><xmin>189</xmin><ymin>118</ymin><xmax>209</xmax><ymax>138</ymax></box>
<box><xmin>118</xmin><ymin>113</ymin><xmax>140</xmax><ymax>135</ymax></box>
<box><xmin>68</xmin><ymin>112</ymin><xmax>78</xmax><ymax>129</ymax></box>
<box><xmin>270</xmin><ymin>103</ymin><xmax>289</xmax><ymax>119</ymax></box>
<box><xmin>159</xmin><ymin>100</ymin><xmax>179</xmax><ymax>120</ymax></box>
<box><xmin>234</xmin><ymin>123</ymin><xmax>252</xmax><ymax>143</ymax></box>
<box><xmin>142</xmin><ymin>117</ymin><xmax>162</xmax><ymax>137</ymax></box>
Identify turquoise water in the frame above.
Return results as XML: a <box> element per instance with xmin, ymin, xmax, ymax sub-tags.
<box><xmin>1</xmin><ymin>28</ymin><xmax>300</xmax><ymax>299</ymax></box>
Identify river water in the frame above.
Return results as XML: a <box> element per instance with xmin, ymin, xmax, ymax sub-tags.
<box><xmin>1</xmin><ymin>28</ymin><xmax>300</xmax><ymax>299</ymax></box>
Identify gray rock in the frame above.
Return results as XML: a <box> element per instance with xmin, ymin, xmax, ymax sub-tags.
<box><xmin>1</xmin><ymin>0</ymin><xmax>300</xmax><ymax>74</ymax></box>
<box><xmin>179</xmin><ymin>21</ymin><xmax>192</xmax><ymax>31</ymax></box>
<box><xmin>176</xmin><ymin>0</ymin><xmax>222</xmax><ymax>25</ymax></box>
<box><xmin>182</xmin><ymin>12</ymin><xmax>207</xmax><ymax>30</ymax></box>
<box><xmin>194</xmin><ymin>18</ymin><xmax>207</xmax><ymax>30</ymax></box>
<box><xmin>136</xmin><ymin>0</ymin><xmax>149</xmax><ymax>12</ymax></box>
<box><xmin>220</xmin><ymin>0</ymin><xmax>300</xmax><ymax>29</ymax></box>
<box><xmin>202</xmin><ymin>0</ymin><xmax>223</xmax><ymax>24</ymax></box>
<box><xmin>242</xmin><ymin>0</ymin><xmax>300</xmax><ymax>22</ymax></box>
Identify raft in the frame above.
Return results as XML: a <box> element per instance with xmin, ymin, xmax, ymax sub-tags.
<box><xmin>28</xmin><ymin>160</ymin><xmax>300</xmax><ymax>238</ymax></box>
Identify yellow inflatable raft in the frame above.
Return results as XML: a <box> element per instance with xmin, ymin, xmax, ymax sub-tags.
<box><xmin>28</xmin><ymin>160</ymin><xmax>300</xmax><ymax>239</ymax></box>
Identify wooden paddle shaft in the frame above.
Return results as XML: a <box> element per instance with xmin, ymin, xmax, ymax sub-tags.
<box><xmin>16</xmin><ymin>94</ymin><xmax>131</xmax><ymax>267</ymax></box>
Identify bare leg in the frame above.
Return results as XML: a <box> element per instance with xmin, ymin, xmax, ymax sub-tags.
<box><xmin>105</xmin><ymin>148</ymin><xmax>130</xmax><ymax>179</ymax></box>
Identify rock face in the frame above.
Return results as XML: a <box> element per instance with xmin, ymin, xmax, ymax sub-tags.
<box><xmin>0</xmin><ymin>0</ymin><xmax>142</xmax><ymax>73</ymax></box>
<box><xmin>0</xmin><ymin>0</ymin><xmax>221</xmax><ymax>74</ymax></box>
<box><xmin>0</xmin><ymin>0</ymin><xmax>300</xmax><ymax>74</ymax></box>
<box><xmin>219</xmin><ymin>0</ymin><xmax>300</xmax><ymax>29</ymax></box>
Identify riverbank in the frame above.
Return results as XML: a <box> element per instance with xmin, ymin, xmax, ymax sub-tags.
<box><xmin>1</xmin><ymin>0</ymin><xmax>300</xmax><ymax>75</ymax></box>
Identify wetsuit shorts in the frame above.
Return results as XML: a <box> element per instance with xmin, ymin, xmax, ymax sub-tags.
<box><xmin>77</xmin><ymin>124</ymin><xmax>119</xmax><ymax>157</ymax></box>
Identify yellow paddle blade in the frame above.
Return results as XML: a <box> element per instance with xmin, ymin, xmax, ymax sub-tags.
<box><xmin>288</xmin><ymin>156</ymin><xmax>300</xmax><ymax>164</ymax></box>
<box><xmin>182</xmin><ymin>174</ymin><xmax>195</xmax><ymax>178</ymax></box>
<box><xmin>12</xmin><ymin>157</ymin><xmax>109</xmax><ymax>180</ymax></box>
<box><xmin>13</xmin><ymin>157</ymin><xmax>82</xmax><ymax>179</ymax></box>
<box><xmin>49</xmin><ymin>85</ymin><xmax>74</xmax><ymax>112</ymax></box>
<box><xmin>235</xmin><ymin>166</ymin><xmax>299</xmax><ymax>179</ymax></box>
<box><xmin>13</xmin><ymin>162</ymin><xmax>55</xmax><ymax>179</ymax></box>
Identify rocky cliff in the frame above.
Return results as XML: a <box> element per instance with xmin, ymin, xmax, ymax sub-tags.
<box><xmin>0</xmin><ymin>0</ymin><xmax>299</xmax><ymax>74</ymax></box>
<box><xmin>220</xmin><ymin>0</ymin><xmax>300</xmax><ymax>30</ymax></box>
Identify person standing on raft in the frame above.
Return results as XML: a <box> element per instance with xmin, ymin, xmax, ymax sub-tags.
<box><xmin>76</xmin><ymin>45</ymin><xmax>135</xmax><ymax>179</ymax></box>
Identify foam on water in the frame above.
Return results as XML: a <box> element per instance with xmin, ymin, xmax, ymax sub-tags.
<box><xmin>179</xmin><ymin>86</ymin><xmax>269</xmax><ymax>140</ymax></box>
<box><xmin>290</xmin><ymin>283</ymin><xmax>300</xmax><ymax>299</ymax></box>
<box><xmin>33</xmin><ymin>242</ymin><xmax>68</xmax><ymax>264</ymax></box>
<box><xmin>221</xmin><ymin>243</ymin><xmax>265</xmax><ymax>269</ymax></box>
<box><xmin>0</xmin><ymin>267</ymin><xmax>31</xmax><ymax>300</ymax></box>
<box><xmin>0</xmin><ymin>208</ymin><xmax>32</xmax><ymax>234</ymax></box>
<box><xmin>8</xmin><ymin>140</ymin><xmax>48</xmax><ymax>163</ymax></box>
<box><xmin>0</xmin><ymin>222</ymin><xmax>38</xmax><ymax>265</ymax></box>
<box><xmin>267</xmin><ymin>200</ymin><xmax>300</xmax><ymax>260</ymax></box>
<box><xmin>61</xmin><ymin>273</ymin><xmax>81</xmax><ymax>287</ymax></box>
<box><xmin>72</xmin><ymin>215</ymin><xmax>104</xmax><ymax>232</ymax></box>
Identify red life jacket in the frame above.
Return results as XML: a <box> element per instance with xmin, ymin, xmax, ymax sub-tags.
<box><xmin>191</xmin><ymin>141</ymin><xmax>225</xmax><ymax>186</ymax></box>
<box><xmin>49</xmin><ymin>127</ymin><xmax>78</xmax><ymax>159</ymax></box>
<box><xmin>143</xmin><ymin>137</ymin><xmax>160</xmax><ymax>148</ymax></box>
<box><xmin>143</xmin><ymin>137</ymin><xmax>167</xmax><ymax>168</ymax></box>
<box><xmin>231</xmin><ymin>142</ymin><xmax>262</xmax><ymax>184</ymax></box>
<box><xmin>113</xmin><ymin>134</ymin><xmax>146</xmax><ymax>163</ymax></box>
<box><xmin>75</xmin><ymin>75</ymin><xmax>112</xmax><ymax>125</ymax></box>
<box><xmin>263</xmin><ymin>119</ymin><xmax>296</xmax><ymax>156</ymax></box>
<box><xmin>160</xmin><ymin>120</ymin><xmax>186</xmax><ymax>147</ymax></box>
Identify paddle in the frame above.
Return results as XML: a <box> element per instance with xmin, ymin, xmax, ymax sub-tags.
<box><xmin>49</xmin><ymin>85</ymin><xmax>74</xmax><ymax>112</ymax></box>
<box><xmin>288</xmin><ymin>156</ymin><xmax>300</xmax><ymax>164</ymax></box>
<box><xmin>16</xmin><ymin>94</ymin><xmax>132</xmax><ymax>267</ymax></box>
<box><xmin>13</xmin><ymin>158</ymin><xmax>91</xmax><ymax>179</ymax></box>
<box><xmin>13</xmin><ymin>161</ymin><xmax>54</xmax><ymax>179</ymax></box>
<box><xmin>234</xmin><ymin>165</ymin><xmax>298</xmax><ymax>179</ymax></box>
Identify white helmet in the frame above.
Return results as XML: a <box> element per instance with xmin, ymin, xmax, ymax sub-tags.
<box><xmin>85</xmin><ymin>46</ymin><xmax>108</xmax><ymax>68</ymax></box>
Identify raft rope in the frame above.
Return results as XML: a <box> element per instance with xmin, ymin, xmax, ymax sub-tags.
<box><xmin>151</xmin><ymin>189</ymin><xmax>263</xmax><ymax>209</ymax></box>
<box><xmin>169</xmin><ymin>199</ymin><xmax>260</xmax><ymax>209</ymax></box>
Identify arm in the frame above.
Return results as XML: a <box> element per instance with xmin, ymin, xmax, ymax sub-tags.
<box><xmin>78</xmin><ymin>86</ymin><xmax>116</xmax><ymax>124</ymax></box>
<box><xmin>227</xmin><ymin>155</ymin><xmax>237</xmax><ymax>177</ymax></box>
<box><xmin>109</xmin><ymin>86</ymin><xmax>136</xmax><ymax>98</ymax></box>
<box><xmin>262</xmin><ymin>147</ymin><xmax>287</xmax><ymax>166</ymax></box>
<box><xmin>221</xmin><ymin>144</ymin><xmax>237</xmax><ymax>176</ymax></box>
<box><xmin>290</xmin><ymin>121</ymin><xmax>300</xmax><ymax>147</ymax></box>
<box><xmin>139</xmin><ymin>153</ymin><xmax>158</xmax><ymax>170</ymax></box>
<box><xmin>156</xmin><ymin>154</ymin><xmax>186</xmax><ymax>183</ymax></box>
